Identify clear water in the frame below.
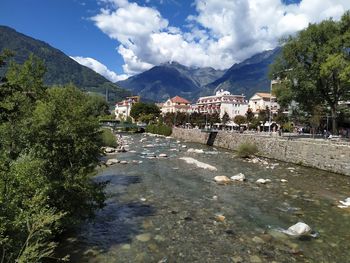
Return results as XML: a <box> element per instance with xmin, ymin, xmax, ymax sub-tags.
<box><xmin>59</xmin><ymin>134</ymin><xmax>350</xmax><ymax>262</ymax></box>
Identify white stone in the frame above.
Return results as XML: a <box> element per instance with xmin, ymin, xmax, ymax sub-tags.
<box><xmin>182</xmin><ymin>145</ymin><xmax>187</xmax><ymax>148</ymax></box>
<box><xmin>230</xmin><ymin>173</ymin><xmax>246</xmax><ymax>182</ymax></box>
<box><xmin>140</xmin><ymin>198</ymin><xmax>146</xmax><ymax>202</ymax></box>
<box><xmin>120</xmin><ymin>160</ymin><xmax>128</xmax><ymax>164</ymax></box>
<box><xmin>158</xmin><ymin>153</ymin><xmax>168</xmax><ymax>158</ymax></box>
<box><xmin>179</xmin><ymin>157</ymin><xmax>217</xmax><ymax>171</ymax></box>
<box><xmin>104</xmin><ymin>147</ymin><xmax>115</xmax><ymax>153</ymax></box>
<box><xmin>106</xmin><ymin>159</ymin><xmax>119</xmax><ymax>165</ymax></box>
<box><xmin>338</xmin><ymin>197</ymin><xmax>350</xmax><ymax>208</ymax></box>
<box><xmin>187</xmin><ymin>148</ymin><xmax>204</xmax><ymax>154</ymax></box>
<box><xmin>283</xmin><ymin>222</ymin><xmax>311</xmax><ymax>237</ymax></box>
<box><xmin>281</xmin><ymin>179</ymin><xmax>288</xmax><ymax>183</ymax></box>
<box><xmin>214</xmin><ymin>176</ymin><xmax>231</xmax><ymax>184</ymax></box>
<box><xmin>256</xmin><ymin>178</ymin><xmax>271</xmax><ymax>184</ymax></box>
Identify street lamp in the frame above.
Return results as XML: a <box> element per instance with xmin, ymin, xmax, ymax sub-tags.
<box><xmin>268</xmin><ymin>80</ymin><xmax>273</xmax><ymax>133</ymax></box>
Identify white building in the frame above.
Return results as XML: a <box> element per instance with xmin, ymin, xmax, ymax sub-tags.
<box><xmin>196</xmin><ymin>89</ymin><xmax>248</xmax><ymax>119</ymax></box>
<box><xmin>159</xmin><ymin>96</ymin><xmax>192</xmax><ymax>115</ymax></box>
<box><xmin>114</xmin><ymin>96</ymin><xmax>140</xmax><ymax>121</ymax></box>
<box><xmin>248</xmin><ymin>92</ymin><xmax>279</xmax><ymax>116</ymax></box>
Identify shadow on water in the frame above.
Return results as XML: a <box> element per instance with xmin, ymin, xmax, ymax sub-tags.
<box><xmin>57</xmin><ymin>174</ymin><xmax>156</xmax><ymax>261</ymax></box>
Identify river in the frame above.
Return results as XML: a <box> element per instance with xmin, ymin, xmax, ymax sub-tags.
<box><xmin>59</xmin><ymin>133</ymin><xmax>350</xmax><ymax>262</ymax></box>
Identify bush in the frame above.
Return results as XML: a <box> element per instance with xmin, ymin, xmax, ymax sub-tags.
<box><xmin>100</xmin><ymin>128</ymin><xmax>118</xmax><ymax>147</ymax></box>
<box><xmin>146</xmin><ymin>123</ymin><xmax>172</xmax><ymax>136</ymax></box>
<box><xmin>236</xmin><ymin>142</ymin><xmax>258</xmax><ymax>158</ymax></box>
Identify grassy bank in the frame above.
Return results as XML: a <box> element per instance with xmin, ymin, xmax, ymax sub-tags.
<box><xmin>146</xmin><ymin>123</ymin><xmax>172</xmax><ymax>136</ymax></box>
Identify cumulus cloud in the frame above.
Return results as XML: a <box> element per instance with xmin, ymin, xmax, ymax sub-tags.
<box><xmin>92</xmin><ymin>0</ymin><xmax>350</xmax><ymax>75</ymax></box>
<box><xmin>70</xmin><ymin>56</ymin><xmax>129</xmax><ymax>81</ymax></box>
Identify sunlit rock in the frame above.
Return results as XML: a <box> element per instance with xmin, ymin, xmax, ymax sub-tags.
<box><xmin>338</xmin><ymin>197</ymin><xmax>350</xmax><ymax>208</ymax></box>
<box><xmin>281</xmin><ymin>179</ymin><xmax>288</xmax><ymax>183</ymax></box>
<box><xmin>104</xmin><ymin>147</ymin><xmax>115</xmax><ymax>153</ymax></box>
<box><xmin>179</xmin><ymin>157</ymin><xmax>217</xmax><ymax>171</ymax></box>
<box><xmin>230</xmin><ymin>173</ymin><xmax>246</xmax><ymax>182</ymax></box>
<box><xmin>256</xmin><ymin>178</ymin><xmax>271</xmax><ymax>184</ymax></box>
<box><xmin>214</xmin><ymin>176</ymin><xmax>231</xmax><ymax>184</ymax></box>
<box><xmin>158</xmin><ymin>153</ymin><xmax>168</xmax><ymax>158</ymax></box>
<box><xmin>136</xmin><ymin>233</ymin><xmax>151</xmax><ymax>242</ymax></box>
<box><xmin>187</xmin><ymin>148</ymin><xmax>204</xmax><ymax>153</ymax></box>
<box><xmin>282</xmin><ymin>222</ymin><xmax>311</xmax><ymax>237</ymax></box>
<box><xmin>106</xmin><ymin>159</ymin><xmax>119</xmax><ymax>166</ymax></box>
<box><xmin>120</xmin><ymin>160</ymin><xmax>128</xmax><ymax>164</ymax></box>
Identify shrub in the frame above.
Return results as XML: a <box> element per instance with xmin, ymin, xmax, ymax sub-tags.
<box><xmin>236</xmin><ymin>142</ymin><xmax>258</xmax><ymax>158</ymax></box>
<box><xmin>146</xmin><ymin>123</ymin><xmax>172</xmax><ymax>136</ymax></box>
<box><xmin>100</xmin><ymin>128</ymin><xmax>118</xmax><ymax>147</ymax></box>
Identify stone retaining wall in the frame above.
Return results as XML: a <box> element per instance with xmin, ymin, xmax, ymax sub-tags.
<box><xmin>171</xmin><ymin>128</ymin><xmax>350</xmax><ymax>176</ymax></box>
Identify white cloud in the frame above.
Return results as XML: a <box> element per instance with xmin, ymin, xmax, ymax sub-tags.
<box><xmin>92</xmin><ymin>0</ymin><xmax>350</xmax><ymax>75</ymax></box>
<box><xmin>70</xmin><ymin>56</ymin><xmax>129</xmax><ymax>81</ymax></box>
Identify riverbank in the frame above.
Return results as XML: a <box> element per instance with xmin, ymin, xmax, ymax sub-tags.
<box><xmin>171</xmin><ymin>128</ymin><xmax>350</xmax><ymax>176</ymax></box>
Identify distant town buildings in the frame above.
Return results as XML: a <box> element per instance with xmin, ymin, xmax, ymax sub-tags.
<box><xmin>196</xmin><ymin>89</ymin><xmax>248</xmax><ymax>119</ymax></box>
<box><xmin>114</xmin><ymin>96</ymin><xmax>140</xmax><ymax>121</ymax></box>
<box><xmin>248</xmin><ymin>92</ymin><xmax>279</xmax><ymax>116</ymax></box>
<box><xmin>159</xmin><ymin>96</ymin><xmax>193</xmax><ymax>115</ymax></box>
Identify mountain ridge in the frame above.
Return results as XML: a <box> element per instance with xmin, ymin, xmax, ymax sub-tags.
<box><xmin>0</xmin><ymin>25</ymin><xmax>131</xmax><ymax>102</ymax></box>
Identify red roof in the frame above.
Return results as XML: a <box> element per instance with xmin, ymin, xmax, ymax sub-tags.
<box><xmin>170</xmin><ymin>96</ymin><xmax>190</xmax><ymax>104</ymax></box>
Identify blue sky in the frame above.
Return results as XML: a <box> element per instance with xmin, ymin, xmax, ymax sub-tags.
<box><xmin>1</xmin><ymin>0</ymin><xmax>349</xmax><ymax>82</ymax></box>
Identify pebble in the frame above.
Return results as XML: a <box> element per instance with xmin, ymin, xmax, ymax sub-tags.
<box><xmin>252</xmin><ymin>236</ymin><xmax>265</xmax><ymax>244</ymax></box>
<box><xmin>280</xmin><ymin>179</ymin><xmax>288</xmax><ymax>183</ymax></box>
<box><xmin>136</xmin><ymin>233</ymin><xmax>151</xmax><ymax>242</ymax></box>
<box><xmin>121</xmin><ymin>244</ymin><xmax>131</xmax><ymax>250</ymax></box>
<box><xmin>120</xmin><ymin>160</ymin><xmax>128</xmax><ymax>164</ymax></box>
<box><xmin>158</xmin><ymin>153</ymin><xmax>168</xmax><ymax>158</ymax></box>
<box><xmin>215</xmin><ymin>214</ymin><xmax>226</xmax><ymax>222</ymax></box>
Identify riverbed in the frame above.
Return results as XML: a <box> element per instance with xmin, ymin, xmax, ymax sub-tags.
<box><xmin>59</xmin><ymin>133</ymin><xmax>350</xmax><ymax>262</ymax></box>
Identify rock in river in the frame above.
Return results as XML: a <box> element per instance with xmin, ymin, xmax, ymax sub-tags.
<box><xmin>230</xmin><ymin>173</ymin><xmax>245</xmax><ymax>182</ymax></box>
<box><xmin>180</xmin><ymin>157</ymin><xmax>217</xmax><ymax>171</ymax></box>
<box><xmin>106</xmin><ymin>159</ymin><xmax>119</xmax><ymax>166</ymax></box>
<box><xmin>338</xmin><ymin>197</ymin><xmax>350</xmax><ymax>208</ymax></box>
<box><xmin>214</xmin><ymin>176</ymin><xmax>231</xmax><ymax>184</ymax></box>
<box><xmin>136</xmin><ymin>233</ymin><xmax>151</xmax><ymax>242</ymax></box>
<box><xmin>158</xmin><ymin>153</ymin><xmax>168</xmax><ymax>158</ymax></box>
<box><xmin>256</xmin><ymin>178</ymin><xmax>271</xmax><ymax>184</ymax></box>
<box><xmin>282</xmin><ymin>222</ymin><xmax>311</xmax><ymax>237</ymax></box>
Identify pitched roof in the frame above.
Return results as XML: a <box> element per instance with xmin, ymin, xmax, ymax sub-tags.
<box><xmin>170</xmin><ymin>96</ymin><xmax>190</xmax><ymax>104</ymax></box>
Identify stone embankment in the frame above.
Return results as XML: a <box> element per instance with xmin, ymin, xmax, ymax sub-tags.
<box><xmin>171</xmin><ymin>128</ymin><xmax>350</xmax><ymax>176</ymax></box>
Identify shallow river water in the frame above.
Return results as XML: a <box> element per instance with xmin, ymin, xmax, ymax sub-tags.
<box><xmin>60</xmin><ymin>133</ymin><xmax>350</xmax><ymax>263</ymax></box>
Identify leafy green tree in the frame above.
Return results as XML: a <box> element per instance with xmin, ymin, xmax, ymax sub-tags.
<box><xmin>130</xmin><ymin>102</ymin><xmax>160</xmax><ymax>121</ymax></box>
<box><xmin>86</xmin><ymin>94</ymin><xmax>110</xmax><ymax>117</ymax></box>
<box><xmin>234</xmin><ymin>115</ymin><xmax>247</xmax><ymax>127</ymax></box>
<box><xmin>270</xmin><ymin>12</ymin><xmax>350</xmax><ymax>134</ymax></box>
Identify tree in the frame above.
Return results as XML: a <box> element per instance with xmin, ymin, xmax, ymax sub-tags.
<box><xmin>234</xmin><ymin>115</ymin><xmax>247</xmax><ymax>127</ymax></box>
<box><xmin>130</xmin><ymin>102</ymin><xmax>160</xmax><ymax>121</ymax></box>
<box><xmin>270</xmin><ymin>12</ymin><xmax>350</xmax><ymax>134</ymax></box>
<box><xmin>221</xmin><ymin>111</ymin><xmax>230</xmax><ymax>125</ymax></box>
<box><xmin>245</xmin><ymin>108</ymin><xmax>255</xmax><ymax>129</ymax></box>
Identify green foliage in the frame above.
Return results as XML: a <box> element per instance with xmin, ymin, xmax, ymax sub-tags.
<box><xmin>130</xmin><ymin>102</ymin><xmax>160</xmax><ymax>122</ymax></box>
<box><xmin>270</xmin><ymin>12</ymin><xmax>350</xmax><ymax>134</ymax></box>
<box><xmin>282</xmin><ymin>122</ymin><xmax>294</xmax><ymax>132</ymax></box>
<box><xmin>0</xmin><ymin>53</ymin><xmax>105</xmax><ymax>262</ymax></box>
<box><xmin>233</xmin><ymin>115</ymin><xmax>247</xmax><ymax>126</ymax></box>
<box><xmin>100</xmin><ymin>128</ymin><xmax>118</xmax><ymax>147</ymax></box>
<box><xmin>146</xmin><ymin>123</ymin><xmax>172</xmax><ymax>136</ymax></box>
<box><xmin>236</xmin><ymin>142</ymin><xmax>258</xmax><ymax>158</ymax></box>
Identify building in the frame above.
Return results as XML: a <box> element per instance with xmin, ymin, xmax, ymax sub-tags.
<box><xmin>160</xmin><ymin>96</ymin><xmax>192</xmax><ymax>115</ymax></box>
<box><xmin>114</xmin><ymin>96</ymin><xmax>140</xmax><ymax>121</ymax></box>
<box><xmin>196</xmin><ymin>89</ymin><xmax>248</xmax><ymax>119</ymax></box>
<box><xmin>248</xmin><ymin>92</ymin><xmax>279</xmax><ymax>116</ymax></box>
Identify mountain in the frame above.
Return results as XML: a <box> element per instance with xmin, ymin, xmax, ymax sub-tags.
<box><xmin>118</xmin><ymin>48</ymin><xmax>281</xmax><ymax>102</ymax></box>
<box><xmin>203</xmin><ymin>48</ymin><xmax>282</xmax><ymax>98</ymax></box>
<box><xmin>0</xmin><ymin>25</ymin><xmax>131</xmax><ymax>102</ymax></box>
<box><xmin>117</xmin><ymin>61</ymin><xmax>225</xmax><ymax>102</ymax></box>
